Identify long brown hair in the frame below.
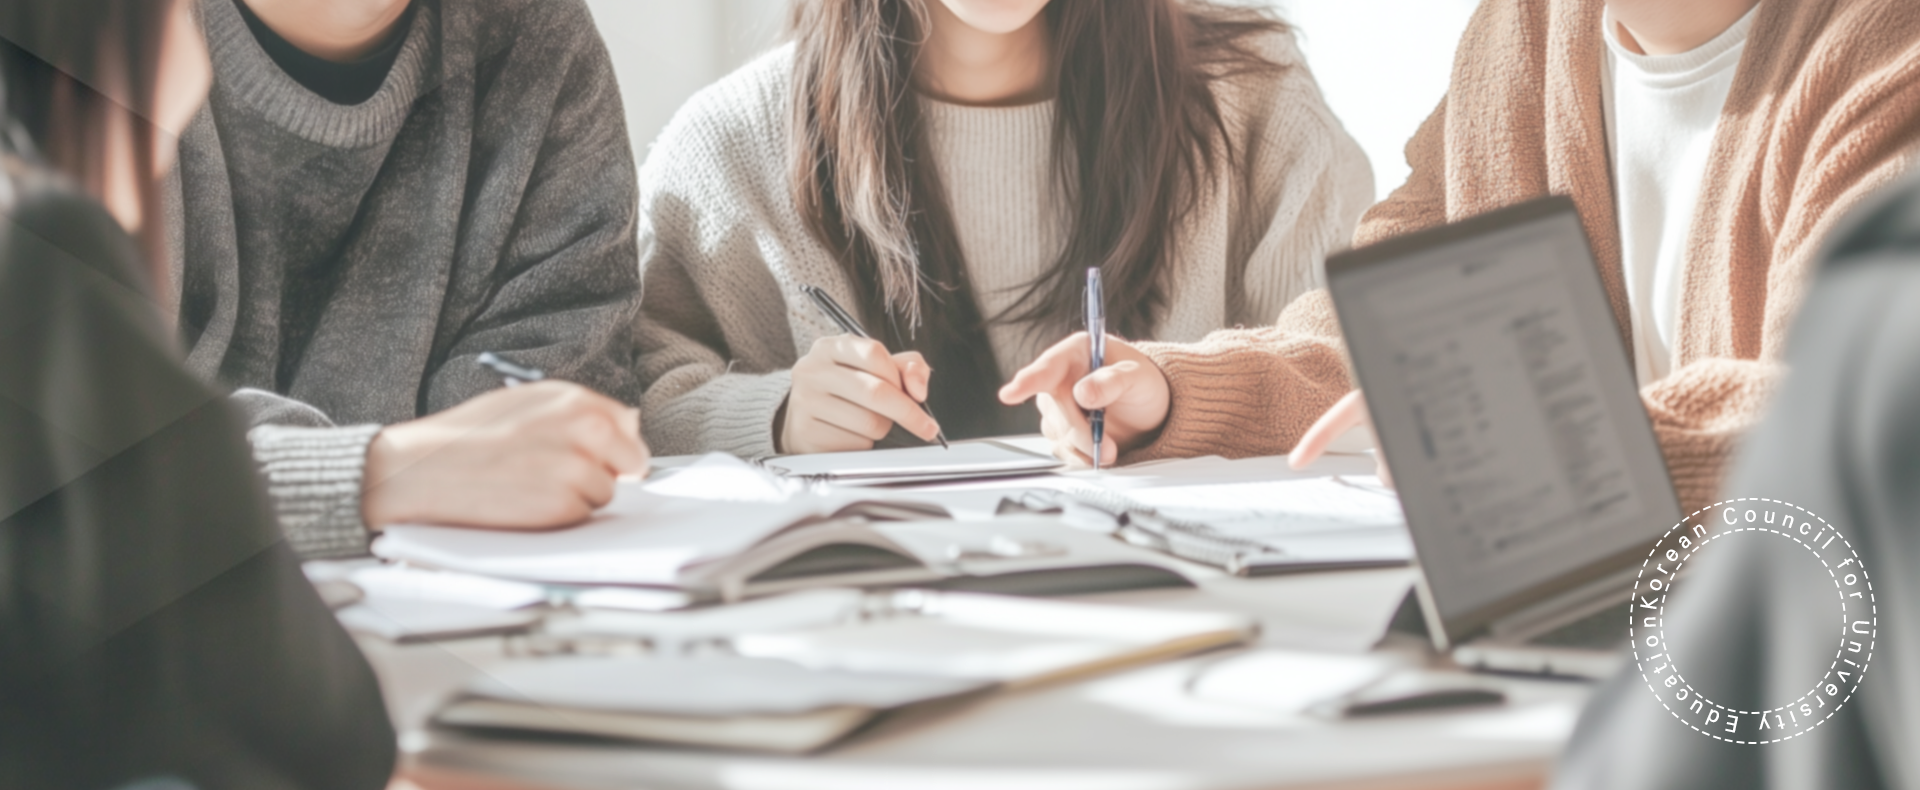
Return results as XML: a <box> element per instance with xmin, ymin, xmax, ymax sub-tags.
<box><xmin>788</xmin><ymin>0</ymin><xmax>1286</xmax><ymax>438</ymax></box>
<box><xmin>1</xmin><ymin>0</ymin><xmax>177</xmax><ymax>287</ymax></box>
<box><xmin>788</xmin><ymin>0</ymin><xmax>1287</xmax><ymax>342</ymax></box>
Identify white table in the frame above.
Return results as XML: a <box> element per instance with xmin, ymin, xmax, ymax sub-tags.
<box><xmin>360</xmin><ymin>453</ymin><xmax>1594</xmax><ymax>790</ymax></box>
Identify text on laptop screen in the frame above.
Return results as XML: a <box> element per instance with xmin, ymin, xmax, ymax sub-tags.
<box><xmin>1329</xmin><ymin>204</ymin><xmax>1678</xmax><ymax>627</ymax></box>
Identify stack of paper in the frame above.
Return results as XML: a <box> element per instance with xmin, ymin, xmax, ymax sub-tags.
<box><xmin>433</xmin><ymin>589</ymin><xmax>1255</xmax><ymax>752</ymax></box>
<box><xmin>435</xmin><ymin>656</ymin><xmax>990</xmax><ymax>753</ymax></box>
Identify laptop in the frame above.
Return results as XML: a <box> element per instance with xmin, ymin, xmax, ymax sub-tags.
<box><xmin>1325</xmin><ymin>196</ymin><xmax>1682</xmax><ymax>680</ymax></box>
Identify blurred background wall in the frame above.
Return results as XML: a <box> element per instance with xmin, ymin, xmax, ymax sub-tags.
<box><xmin>583</xmin><ymin>0</ymin><xmax>1480</xmax><ymax>202</ymax></box>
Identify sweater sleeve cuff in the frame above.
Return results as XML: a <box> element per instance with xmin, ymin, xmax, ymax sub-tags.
<box><xmin>644</xmin><ymin>370</ymin><xmax>793</xmax><ymax>459</ymax></box>
<box><xmin>715</xmin><ymin>370</ymin><xmax>793</xmax><ymax>459</ymax></box>
<box><xmin>1123</xmin><ymin>342</ymin><xmax>1268</xmax><ymax>464</ymax></box>
<box><xmin>1118</xmin><ymin>314</ymin><xmax>1351</xmax><ymax>466</ymax></box>
<box><xmin>247</xmin><ymin>423</ymin><xmax>382</xmax><ymax>560</ymax></box>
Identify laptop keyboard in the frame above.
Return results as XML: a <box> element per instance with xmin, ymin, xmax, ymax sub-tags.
<box><xmin>1528</xmin><ymin>606</ymin><xmax>1629</xmax><ymax>649</ymax></box>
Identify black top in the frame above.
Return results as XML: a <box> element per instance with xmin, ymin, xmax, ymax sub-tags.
<box><xmin>0</xmin><ymin>156</ymin><xmax>395</xmax><ymax>789</ymax></box>
<box><xmin>232</xmin><ymin>0</ymin><xmax>416</xmax><ymax>105</ymax></box>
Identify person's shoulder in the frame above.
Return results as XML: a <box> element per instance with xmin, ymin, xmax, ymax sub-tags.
<box><xmin>1204</xmin><ymin>22</ymin><xmax>1340</xmax><ymax>143</ymax></box>
<box><xmin>1788</xmin><ymin>0</ymin><xmax>1920</xmax><ymax>70</ymax></box>
<box><xmin>460</xmin><ymin>0</ymin><xmax>606</xmax><ymax>60</ymax></box>
<box><xmin>2</xmin><ymin>156</ymin><xmax>113</xmax><ymax>228</ymax></box>
<box><xmin>1232</xmin><ymin>23</ymin><xmax>1307</xmax><ymax>73</ymax></box>
<box><xmin>1816</xmin><ymin>0</ymin><xmax>1920</xmax><ymax>36</ymax></box>
<box><xmin>0</xmin><ymin>156</ymin><xmax>143</xmax><ymax>292</ymax></box>
<box><xmin>641</xmin><ymin>44</ymin><xmax>796</xmax><ymax>183</ymax></box>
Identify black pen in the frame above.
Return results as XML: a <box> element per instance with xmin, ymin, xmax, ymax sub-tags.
<box><xmin>799</xmin><ymin>284</ymin><xmax>949</xmax><ymax>449</ymax></box>
<box><xmin>1085</xmin><ymin>268</ymin><xmax>1105</xmax><ymax>472</ymax></box>
<box><xmin>477</xmin><ymin>352</ymin><xmax>545</xmax><ymax>387</ymax></box>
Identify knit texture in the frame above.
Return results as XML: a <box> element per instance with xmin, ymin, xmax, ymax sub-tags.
<box><xmin>247</xmin><ymin>423</ymin><xmax>382</xmax><ymax>559</ymax></box>
<box><xmin>169</xmin><ymin>0</ymin><xmax>640</xmax><ymax>557</ymax></box>
<box><xmin>1125</xmin><ymin>0</ymin><xmax>1920</xmax><ymax>515</ymax></box>
<box><xmin>634</xmin><ymin>32</ymin><xmax>1373</xmax><ymax>458</ymax></box>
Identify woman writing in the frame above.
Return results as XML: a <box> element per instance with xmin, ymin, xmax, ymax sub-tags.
<box><xmin>636</xmin><ymin>0</ymin><xmax>1372</xmax><ymax>456</ymax></box>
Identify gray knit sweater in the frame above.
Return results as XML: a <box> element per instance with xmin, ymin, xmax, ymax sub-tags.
<box><xmin>168</xmin><ymin>0</ymin><xmax>640</xmax><ymax>559</ymax></box>
<box><xmin>635</xmin><ymin>33</ymin><xmax>1373</xmax><ymax>458</ymax></box>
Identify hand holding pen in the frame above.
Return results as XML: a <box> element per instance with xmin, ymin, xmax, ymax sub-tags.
<box><xmin>781</xmin><ymin>285</ymin><xmax>949</xmax><ymax>454</ymax></box>
<box><xmin>996</xmin><ymin>299</ymin><xmax>1172</xmax><ymax>469</ymax></box>
<box><xmin>357</xmin><ymin>352</ymin><xmax>649</xmax><ymax>531</ymax></box>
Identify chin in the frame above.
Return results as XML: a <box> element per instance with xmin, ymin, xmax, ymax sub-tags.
<box><xmin>937</xmin><ymin>0</ymin><xmax>1052</xmax><ymax>35</ymax></box>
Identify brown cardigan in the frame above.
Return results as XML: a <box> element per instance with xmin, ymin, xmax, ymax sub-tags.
<box><xmin>1126</xmin><ymin>0</ymin><xmax>1920</xmax><ymax>513</ymax></box>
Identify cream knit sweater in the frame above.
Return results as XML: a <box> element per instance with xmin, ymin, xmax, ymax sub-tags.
<box><xmin>636</xmin><ymin>33</ymin><xmax>1373</xmax><ymax>457</ymax></box>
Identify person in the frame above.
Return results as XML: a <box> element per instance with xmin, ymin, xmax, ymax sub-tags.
<box><xmin>1551</xmin><ymin>169</ymin><xmax>1920</xmax><ymax>789</ymax></box>
<box><xmin>1002</xmin><ymin>0</ymin><xmax>1920</xmax><ymax>514</ymax></box>
<box><xmin>172</xmin><ymin>0</ymin><xmax>650</xmax><ymax>559</ymax></box>
<box><xmin>635</xmin><ymin>0</ymin><xmax>1373</xmax><ymax>457</ymax></box>
<box><xmin>0</xmin><ymin>0</ymin><xmax>395</xmax><ymax>787</ymax></box>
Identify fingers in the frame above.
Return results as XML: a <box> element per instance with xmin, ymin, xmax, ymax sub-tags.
<box><xmin>1071</xmin><ymin>359</ymin><xmax>1147</xmax><ymax>410</ymax></box>
<box><xmin>999</xmin><ymin>333</ymin><xmax>1089</xmax><ymax>405</ymax></box>
<box><xmin>1036</xmin><ymin>393</ymin><xmax>1104</xmax><ymax>468</ymax></box>
<box><xmin>1288</xmin><ymin>390</ymin><xmax>1369</xmax><ymax>471</ymax></box>
<box><xmin>811</xmin><ymin>392</ymin><xmax>897</xmax><ymax>441</ymax></box>
<box><xmin>620</xmin><ymin>407</ymin><xmax>652</xmax><ymax>476</ymax></box>
<box><xmin>807</xmin><ymin>338</ymin><xmax>938</xmax><ymax>441</ymax></box>
<box><xmin>894</xmin><ymin>351</ymin><xmax>931</xmax><ymax>404</ymax></box>
<box><xmin>792</xmin><ymin>409</ymin><xmax>882</xmax><ymax>453</ymax></box>
<box><xmin>820</xmin><ymin>366</ymin><xmax>940</xmax><ymax>442</ymax></box>
<box><xmin>564</xmin><ymin>453</ymin><xmax>617</xmax><ymax>513</ymax></box>
<box><xmin>567</xmin><ymin>407</ymin><xmax>650</xmax><ymax>476</ymax></box>
<box><xmin>825</xmin><ymin>336</ymin><xmax>904</xmax><ymax>381</ymax></box>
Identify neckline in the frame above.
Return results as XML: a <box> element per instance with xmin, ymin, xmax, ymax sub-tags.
<box><xmin>202</xmin><ymin>0</ymin><xmax>439</xmax><ymax>148</ymax></box>
<box><xmin>1603</xmin><ymin>6</ymin><xmax>1756</xmax><ymax>83</ymax></box>
<box><xmin>917</xmin><ymin>93</ymin><xmax>1055</xmax><ymax>113</ymax></box>
<box><xmin>231</xmin><ymin>0</ymin><xmax>417</xmax><ymax>106</ymax></box>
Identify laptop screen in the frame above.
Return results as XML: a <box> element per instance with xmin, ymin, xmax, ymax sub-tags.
<box><xmin>1327</xmin><ymin>197</ymin><xmax>1680</xmax><ymax>641</ymax></box>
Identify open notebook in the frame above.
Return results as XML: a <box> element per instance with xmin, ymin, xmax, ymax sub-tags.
<box><xmin>373</xmin><ymin>486</ymin><xmax>1197</xmax><ymax>603</ymax></box>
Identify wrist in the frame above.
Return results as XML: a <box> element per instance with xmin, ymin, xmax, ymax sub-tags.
<box><xmin>360</xmin><ymin>427</ymin><xmax>409</xmax><ymax>530</ymax></box>
<box><xmin>772</xmin><ymin>393</ymin><xmax>793</xmax><ymax>454</ymax></box>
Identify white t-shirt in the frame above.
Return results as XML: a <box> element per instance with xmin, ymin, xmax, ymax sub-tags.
<box><xmin>1601</xmin><ymin>7</ymin><xmax>1755</xmax><ymax>384</ymax></box>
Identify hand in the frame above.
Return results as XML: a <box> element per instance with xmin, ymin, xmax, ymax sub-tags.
<box><xmin>780</xmin><ymin>335</ymin><xmax>942</xmax><ymax>454</ymax></box>
<box><xmin>1287</xmin><ymin>389</ymin><xmax>1392</xmax><ymax>486</ymax></box>
<box><xmin>998</xmin><ymin>332</ymin><xmax>1169</xmax><ymax>468</ymax></box>
<box><xmin>361</xmin><ymin>381</ymin><xmax>650</xmax><ymax>530</ymax></box>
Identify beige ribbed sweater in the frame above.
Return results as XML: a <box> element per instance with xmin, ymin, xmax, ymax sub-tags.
<box><xmin>635</xmin><ymin>33</ymin><xmax>1372</xmax><ymax>457</ymax></box>
<box><xmin>1127</xmin><ymin>0</ymin><xmax>1920</xmax><ymax>514</ymax></box>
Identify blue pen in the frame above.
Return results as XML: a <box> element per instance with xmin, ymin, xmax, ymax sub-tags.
<box><xmin>1085</xmin><ymin>268</ymin><xmax>1105</xmax><ymax>471</ymax></box>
